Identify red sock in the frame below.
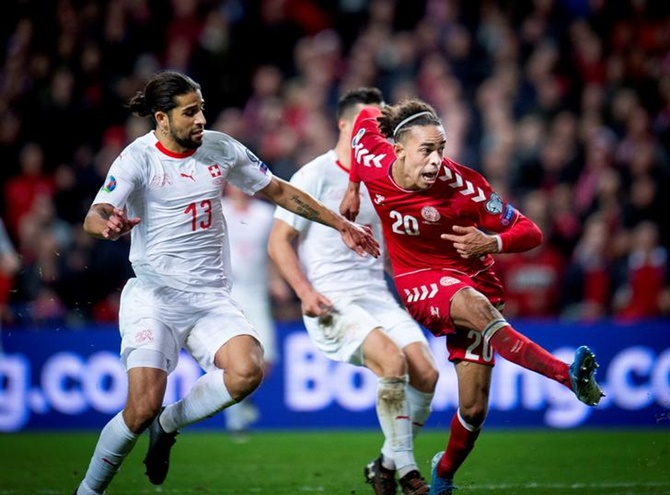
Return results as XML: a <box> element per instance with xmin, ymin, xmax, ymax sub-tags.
<box><xmin>489</xmin><ymin>325</ymin><xmax>570</xmax><ymax>387</ymax></box>
<box><xmin>438</xmin><ymin>412</ymin><xmax>480</xmax><ymax>479</ymax></box>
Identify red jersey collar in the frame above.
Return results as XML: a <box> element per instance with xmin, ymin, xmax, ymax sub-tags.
<box><xmin>155</xmin><ymin>140</ymin><xmax>197</xmax><ymax>158</ymax></box>
<box><xmin>335</xmin><ymin>158</ymin><xmax>349</xmax><ymax>173</ymax></box>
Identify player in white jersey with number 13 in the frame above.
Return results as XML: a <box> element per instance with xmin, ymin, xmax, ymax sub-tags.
<box><xmin>73</xmin><ymin>71</ymin><xmax>379</xmax><ymax>495</ymax></box>
<box><xmin>269</xmin><ymin>88</ymin><xmax>438</xmax><ymax>495</ymax></box>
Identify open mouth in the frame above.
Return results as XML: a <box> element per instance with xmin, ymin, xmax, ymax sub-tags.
<box><xmin>422</xmin><ymin>171</ymin><xmax>438</xmax><ymax>182</ymax></box>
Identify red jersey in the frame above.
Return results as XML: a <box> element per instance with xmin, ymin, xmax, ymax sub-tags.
<box><xmin>350</xmin><ymin>107</ymin><xmax>530</xmax><ymax>278</ymax></box>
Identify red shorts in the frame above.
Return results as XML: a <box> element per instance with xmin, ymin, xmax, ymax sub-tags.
<box><xmin>394</xmin><ymin>268</ymin><xmax>505</xmax><ymax>366</ymax></box>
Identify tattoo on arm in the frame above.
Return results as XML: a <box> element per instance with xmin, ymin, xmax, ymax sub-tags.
<box><xmin>291</xmin><ymin>194</ymin><xmax>324</xmax><ymax>223</ymax></box>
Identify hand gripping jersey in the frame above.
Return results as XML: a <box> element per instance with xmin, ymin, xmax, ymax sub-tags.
<box><xmin>92</xmin><ymin>130</ymin><xmax>272</xmax><ymax>292</ymax></box>
<box><xmin>350</xmin><ymin>107</ymin><xmax>529</xmax><ymax>279</ymax></box>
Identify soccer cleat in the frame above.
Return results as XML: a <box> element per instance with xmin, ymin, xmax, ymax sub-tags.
<box><xmin>429</xmin><ymin>451</ymin><xmax>456</xmax><ymax>495</ymax></box>
<box><xmin>364</xmin><ymin>456</ymin><xmax>398</xmax><ymax>495</ymax></box>
<box><xmin>569</xmin><ymin>346</ymin><xmax>605</xmax><ymax>406</ymax></box>
<box><xmin>143</xmin><ymin>408</ymin><xmax>179</xmax><ymax>485</ymax></box>
<box><xmin>398</xmin><ymin>470</ymin><xmax>430</xmax><ymax>495</ymax></box>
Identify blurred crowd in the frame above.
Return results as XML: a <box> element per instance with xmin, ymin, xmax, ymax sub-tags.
<box><xmin>1</xmin><ymin>0</ymin><xmax>669</xmax><ymax>329</ymax></box>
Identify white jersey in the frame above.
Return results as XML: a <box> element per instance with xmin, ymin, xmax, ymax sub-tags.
<box><xmin>221</xmin><ymin>196</ymin><xmax>277</xmax><ymax>362</ymax></box>
<box><xmin>274</xmin><ymin>150</ymin><xmax>387</xmax><ymax>294</ymax></box>
<box><xmin>92</xmin><ymin>130</ymin><xmax>272</xmax><ymax>293</ymax></box>
<box><xmin>221</xmin><ymin>197</ymin><xmax>275</xmax><ymax>294</ymax></box>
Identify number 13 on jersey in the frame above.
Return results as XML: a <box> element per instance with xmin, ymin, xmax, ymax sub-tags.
<box><xmin>184</xmin><ymin>200</ymin><xmax>212</xmax><ymax>231</ymax></box>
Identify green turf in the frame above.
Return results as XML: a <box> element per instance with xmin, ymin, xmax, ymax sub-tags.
<box><xmin>0</xmin><ymin>428</ymin><xmax>668</xmax><ymax>494</ymax></box>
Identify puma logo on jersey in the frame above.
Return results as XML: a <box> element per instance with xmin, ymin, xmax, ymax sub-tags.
<box><xmin>404</xmin><ymin>283</ymin><xmax>438</xmax><ymax>302</ymax></box>
<box><xmin>438</xmin><ymin>166</ymin><xmax>486</xmax><ymax>202</ymax></box>
<box><xmin>353</xmin><ymin>142</ymin><xmax>385</xmax><ymax>168</ymax></box>
<box><xmin>374</xmin><ymin>194</ymin><xmax>385</xmax><ymax>205</ymax></box>
<box><xmin>180</xmin><ymin>172</ymin><xmax>195</xmax><ymax>181</ymax></box>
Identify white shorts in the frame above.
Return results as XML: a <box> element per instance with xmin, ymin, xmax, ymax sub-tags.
<box><xmin>119</xmin><ymin>278</ymin><xmax>261</xmax><ymax>373</ymax></box>
<box><xmin>303</xmin><ymin>289</ymin><xmax>428</xmax><ymax>365</ymax></box>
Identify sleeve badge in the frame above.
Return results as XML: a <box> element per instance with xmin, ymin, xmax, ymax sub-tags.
<box><xmin>485</xmin><ymin>192</ymin><xmax>503</xmax><ymax>214</ymax></box>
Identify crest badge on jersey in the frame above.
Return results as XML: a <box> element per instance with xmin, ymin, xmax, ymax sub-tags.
<box><xmin>102</xmin><ymin>176</ymin><xmax>117</xmax><ymax>193</ymax></box>
<box><xmin>352</xmin><ymin>128</ymin><xmax>365</xmax><ymax>147</ymax></box>
<box><xmin>421</xmin><ymin>206</ymin><xmax>440</xmax><ymax>223</ymax></box>
<box><xmin>208</xmin><ymin>164</ymin><xmax>221</xmax><ymax>178</ymax></box>
<box><xmin>485</xmin><ymin>192</ymin><xmax>504</xmax><ymax>215</ymax></box>
<box><xmin>440</xmin><ymin>276</ymin><xmax>460</xmax><ymax>287</ymax></box>
<box><xmin>245</xmin><ymin>148</ymin><xmax>259</xmax><ymax>163</ymax></box>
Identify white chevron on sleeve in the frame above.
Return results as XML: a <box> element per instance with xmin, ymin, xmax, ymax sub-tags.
<box><xmin>470</xmin><ymin>187</ymin><xmax>486</xmax><ymax>202</ymax></box>
<box><xmin>428</xmin><ymin>283</ymin><xmax>438</xmax><ymax>297</ymax></box>
<box><xmin>354</xmin><ymin>146</ymin><xmax>367</xmax><ymax>163</ymax></box>
<box><xmin>445</xmin><ymin>172</ymin><xmax>487</xmax><ymax>203</ymax></box>
<box><xmin>458</xmin><ymin>180</ymin><xmax>487</xmax><ymax>202</ymax></box>
<box><xmin>363</xmin><ymin>153</ymin><xmax>385</xmax><ymax>168</ymax></box>
<box><xmin>439</xmin><ymin>166</ymin><xmax>453</xmax><ymax>181</ymax></box>
<box><xmin>448</xmin><ymin>173</ymin><xmax>463</xmax><ymax>188</ymax></box>
<box><xmin>371</xmin><ymin>154</ymin><xmax>385</xmax><ymax>167</ymax></box>
<box><xmin>460</xmin><ymin>180</ymin><xmax>474</xmax><ymax>196</ymax></box>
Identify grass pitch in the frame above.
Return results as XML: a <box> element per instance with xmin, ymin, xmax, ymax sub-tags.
<box><xmin>0</xmin><ymin>428</ymin><xmax>668</xmax><ymax>494</ymax></box>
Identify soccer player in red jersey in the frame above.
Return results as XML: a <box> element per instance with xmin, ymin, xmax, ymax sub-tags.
<box><xmin>340</xmin><ymin>99</ymin><xmax>605</xmax><ymax>495</ymax></box>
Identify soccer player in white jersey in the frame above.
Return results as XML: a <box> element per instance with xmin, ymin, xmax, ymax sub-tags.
<box><xmin>73</xmin><ymin>71</ymin><xmax>379</xmax><ymax>495</ymax></box>
<box><xmin>221</xmin><ymin>183</ymin><xmax>285</xmax><ymax>439</ymax></box>
<box><xmin>268</xmin><ymin>88</ymin><xmax>438</xmax><ymax>495</ymax></box>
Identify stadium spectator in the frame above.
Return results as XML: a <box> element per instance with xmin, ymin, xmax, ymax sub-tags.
<box><xmin>3</xmin><ymin>142</ymin><xmax>55</xmax><ymax>241</ymax></box>
<box><xmin>72</xmin><ymin>70</ymin><xmax>379</xmax><ymax>495</ymax></box>
<box><xmin>493</xmin><ymin>191</ymin><xmax>566</xmax><ymax>318</ymax></box>
<box><xmin>613</xmin><ymin>221</ymin><xmax>669</xmax><ymax>320</ymax></box>
<box><xmin>340</xmin><ymin>99</ymin><xmax>604</xmax><ymax>495</ymax></box>
<box><xmin>561</xmin><ymin>213</ymin><xmax>614</xmax><ymax>320</ymax></box>
<box><xmin>269</xmin><ymin>87</ymin><xmax>438</xmax><ymax>495</ymax></box>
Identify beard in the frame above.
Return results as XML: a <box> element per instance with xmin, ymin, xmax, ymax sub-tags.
<box><xmin>173</xmin><ymin>130</ymin><xmax>203</xmax><ymax>150</ymax></box>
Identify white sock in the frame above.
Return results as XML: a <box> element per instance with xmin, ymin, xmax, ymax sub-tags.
<box><xmin>160</xmin><ymin>369</ymin><xmax>235</xmax><ymax>433</ymax></box>
<box><xmin>406</xmin><ymin>384</ymin><xmax>434</xmax><ymax>439</ymax></box>
<box><xmin>79</xmin><ymin>412</ymin><xmax>139</xmax><ymax>494</ymax></box>
<box><xmin>376</xmin><ymin>376</ymin><xmax>415</xmax><ymax>477</ymax></box>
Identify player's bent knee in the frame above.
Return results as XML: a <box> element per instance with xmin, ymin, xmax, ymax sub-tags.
<box><xmin>452</xmin><ymin>289</ymin><xmax>501</xmax><ymax>332</ymax></box>
<box><xmin>123</xmin><ymin>402</ymin><xmax>162</xmax><ymax>432</ymax></box>
<box><xmin>415</xmin><ymin>367</ymin><xmax>439</xmax><ymax>393</ymax></box>
<box><xmin>226</xmin><ymin>364</ymin><xmax>264</xmax><ymax>400</ymax></box>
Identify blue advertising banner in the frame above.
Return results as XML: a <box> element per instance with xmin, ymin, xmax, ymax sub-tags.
<box><xmin>1</xmin><ymin>319</ymin><xmax>669</xmax><ymax>432</ymax></box>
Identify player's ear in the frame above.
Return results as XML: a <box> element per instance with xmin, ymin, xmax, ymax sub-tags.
<box><xmin>155</xmin><ymin>111</ymin><xmax>168</xmax><ymax>129</ymax></box>
<box><xmin>393</xmin><ymin>141</ymin><xmax>405</xmax><ymax>159</ymax></box>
